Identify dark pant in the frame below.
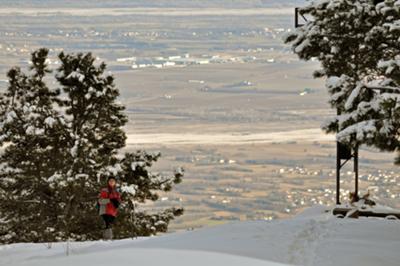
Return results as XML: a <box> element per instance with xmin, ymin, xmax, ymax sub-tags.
<box><xmin>102</xmin><ymin>214</ymin><xmax>115</xmax><ymax>229</ymax></box>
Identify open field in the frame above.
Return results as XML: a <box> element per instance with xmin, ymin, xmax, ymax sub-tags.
<box><xmin>125</xmin><ymin>128</ymin><xmax>334</xmax><ymax>145</ymax></box>
<box><xmin>129</xmin><ymin>140</ymin><xmax>400</xmax><ymax>231</ymax></box>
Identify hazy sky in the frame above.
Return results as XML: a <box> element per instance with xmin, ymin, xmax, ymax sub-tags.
<box><xmin>0</xmin><ymin>0</ymin><xmax>305</xmax><ymax>8</ymax></box>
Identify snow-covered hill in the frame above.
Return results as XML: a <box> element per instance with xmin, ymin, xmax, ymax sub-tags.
<box><xmin>1</xmin><ymin>205</ymin><xmax>399</xmax><ymax>266</ymax></box>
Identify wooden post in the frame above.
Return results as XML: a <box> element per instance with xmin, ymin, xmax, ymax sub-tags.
<box><xmin>354</xmin><ymin>145</ymin><xmax>359</xmax><ymax>198</ymax></box>
<box><xmin>336</xmin><ymin>141</ymin><xmax>341</xmax><ymax>205</ymax></box>
<box><xmin>66</xmin><ymin>238</ymin><xmax>70</xmax><ymax>256</ymax></box>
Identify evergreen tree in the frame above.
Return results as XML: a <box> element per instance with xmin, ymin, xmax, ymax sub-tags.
<box><xmin>0</xmin><ymin>49</ymin><xmax>66</xmax><ymax>242</ymax></box>
<box><xmin>53</xmin><ymin>51</ymin><xmax>129</xmax><ymax>240</ymax></box>
<box><xmin>0</xmin><ymin>49</ymin><xmax>183</xmax><ymax>244</ymax></box>
<box><xmin>284</xmin><ymin>0</ymin><xmax>400</xmax><ymax>163</ymax></box>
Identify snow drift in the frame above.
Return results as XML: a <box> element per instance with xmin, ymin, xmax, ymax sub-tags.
<box><xmin>1</xmin><ymin>205</ymin><xmax>399</xmax><ymax>266</ymax></box>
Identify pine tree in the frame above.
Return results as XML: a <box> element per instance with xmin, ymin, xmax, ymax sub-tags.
<box><xmin>52</xmin><ymin>51</ymin><xmax>129</xmax><ymax>240</ymax></box>
<box><xmin>284</xmin><ymin>0</ymin><xmax>400</xmax><ymax>163</ymax></box>
<box><xmin>0</xmin><ymin>49</ymin><xmax>183</xmax><ymax>244</ymax></box>
<box><xmin>0</xmin><ymin>48</ymin><xmax>66</xmax><ymax>242</ymax></box>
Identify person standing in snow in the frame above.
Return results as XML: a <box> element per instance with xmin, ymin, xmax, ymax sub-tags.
<box><xmin>98</xmin><ymin>176</ymin><xmax>121</xmax><ymax>240</ymax></box>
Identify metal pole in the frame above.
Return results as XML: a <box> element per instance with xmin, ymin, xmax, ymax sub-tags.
<box><xmin>354</xmin><ymin>145</ymin><xmax>359</xmax><ymax>198</ymax></box>
<box><xmin>295</xmin><ymin>8</ymin><xmax>299</xmax><ymax>28</ymax></box>
<box><xmin>336</xmin><ymin>141</ymin><xmax>341</xmax><ymax>205</ymax></box>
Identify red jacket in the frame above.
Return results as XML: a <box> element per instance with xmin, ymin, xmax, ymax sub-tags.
<box><xmin>98</xmin><ymin>186</ymin><xmax>121</xmax><ymax>217</ymax></box>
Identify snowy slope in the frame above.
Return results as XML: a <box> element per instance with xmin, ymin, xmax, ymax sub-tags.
<box><xmin>1</xmin><ymin>205</ymin><xmax>399</xmax><ymax>266</ymax></box>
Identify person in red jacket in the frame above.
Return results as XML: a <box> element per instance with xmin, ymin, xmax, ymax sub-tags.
<box><xmin>98</xmin><ymin>176</ymin><xmax>121</xmax><ymax>240</ymax></box>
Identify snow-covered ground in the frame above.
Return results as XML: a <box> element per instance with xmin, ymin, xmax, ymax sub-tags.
<box><xmin>126</xmin><ymin>128</ymin><xmax>334</xmax><ymax>145</ymax></box>
<box><xmin>1</xmin><ymin>205</ymin><xmax>399</xmax><ymax>266</ymax></box>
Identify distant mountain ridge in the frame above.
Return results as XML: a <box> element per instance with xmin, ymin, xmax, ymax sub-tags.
<box><xmin>0</xmin><ymin>0</ymin><xmax>307</xmax><ymax>8</ymax></box>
